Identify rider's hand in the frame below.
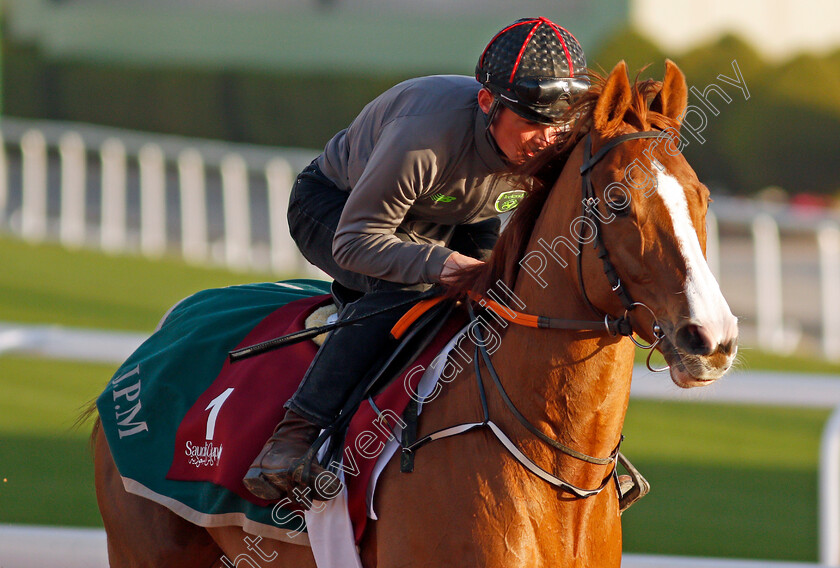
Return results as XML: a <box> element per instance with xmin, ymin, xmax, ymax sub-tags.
<box><xmin>440</xmin><ymin>252</ymin><xmax>484</xmax><ymax>284</ymax></box>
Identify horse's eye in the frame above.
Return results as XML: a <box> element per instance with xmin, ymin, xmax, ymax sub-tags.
<box><xmin>604</xmin><ymin>187</ymin><xmax>632</xmax><ymax>217</ymax></box>
<box><xmin>606</xmin><ymin>199</ymin><xmax>630</xmax><ymax>216</ymax></box>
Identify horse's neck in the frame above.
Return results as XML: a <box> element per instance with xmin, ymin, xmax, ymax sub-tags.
<box><xmin>485</xmin><ymin>162</ymin><xmax>635</xmax><ymax>489</ymax></box>
<box><xmin>485</xmin><ymin>325</ymin><xmax>633</xmax><ymax>488</ymax></box>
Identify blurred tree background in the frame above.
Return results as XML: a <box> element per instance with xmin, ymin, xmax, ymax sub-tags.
<box><xmin>3</xmin><ymin>23</ymin><xmax>839</xmax><ymax>196</ymax></box>
<box><xmin>595</xmin><ymin>29</ymin><xmax>840</xmax><ymax>197</ymax></box>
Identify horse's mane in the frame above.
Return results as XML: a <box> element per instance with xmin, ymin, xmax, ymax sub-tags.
<box><xmin>445</xmin><ymin>70</ymin><xmax>677</xmax><ymax>300</ymax></box>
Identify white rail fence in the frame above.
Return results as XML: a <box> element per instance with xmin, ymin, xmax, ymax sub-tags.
<box><xmin>822</xmin><ymin>405</ymin><xmax>840</xmax><ymax>565</ymax></box>
<box><xmin>710</xmin><ymin>201</ymin><xmax>840</xmax><ymax>361</ymax></box>
<box><xmin>1</xmin><ymin>118</ymin><xmax>840</xmax><ymax>360</ymax></box>
<box><xmin>0</xmin><ymin>117</ymin><xmax>319</xmax><ymax>276</ymax></box>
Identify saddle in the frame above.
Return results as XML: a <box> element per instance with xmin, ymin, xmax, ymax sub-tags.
<box><xmin>313</xmin><ymin>288</ymin><xmax>457</xmax><ymax>471</ymax></box>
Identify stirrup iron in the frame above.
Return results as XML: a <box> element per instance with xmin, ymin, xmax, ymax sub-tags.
<box><xmin>617</xmin><ymin>451</ymin><xmax>650</xmax><ymax>514</ymax></box>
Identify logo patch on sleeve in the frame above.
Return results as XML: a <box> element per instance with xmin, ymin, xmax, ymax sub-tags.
<box><xmin>494</xmin><ymin>190</ymin><xmax>526</xmax><ymax>212</ymax></box>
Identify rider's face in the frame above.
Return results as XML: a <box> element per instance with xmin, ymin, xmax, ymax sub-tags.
<box><xmin>478</xmin><ymin>89</ymin><xmax>562</xmax><ymax>165</ymax></box>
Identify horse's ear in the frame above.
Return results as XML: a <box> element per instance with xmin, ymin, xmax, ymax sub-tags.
<box><xmin>593</xmin><ymin>61</ymin><xmax>633</xmax><ymax>134</ymax></box>
<box><xmin>650</xmin><ymin>59</ymin><xmax>688</xmax><ymax>127</ymax></box>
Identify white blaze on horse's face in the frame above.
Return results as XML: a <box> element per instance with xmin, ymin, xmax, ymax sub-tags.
<box><xmin>654</xmin><ymin>167</ymin><xmax>739</xmax><ymax>387</ymax></box>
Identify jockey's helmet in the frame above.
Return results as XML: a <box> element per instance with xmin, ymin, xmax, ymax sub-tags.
<box><xmin>476</xmin><ymin>17</ymin><xmax>589</xmax><ymax>125</ymax></box>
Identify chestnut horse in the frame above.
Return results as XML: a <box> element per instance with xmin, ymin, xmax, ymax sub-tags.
<box><xmin>92</xmin><ymin>60</ymin><xmax>737</xmax><ymax>567</ymax></box>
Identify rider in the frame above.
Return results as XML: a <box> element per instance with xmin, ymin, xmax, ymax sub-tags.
<box><xmin>243</xmin><ymin>16</ymin><xmax>590</xmax><ymax>502</ymax></box>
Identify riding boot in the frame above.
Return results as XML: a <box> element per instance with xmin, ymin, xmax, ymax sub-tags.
<box><xmin>243</xmin><ymin>287</ymin><xmax>426</xmax><ymax>503</ymax></box>
<box><xmin>242</xmin><ymin>410</ymin><xmax>341</xmax><ymax>503</ymax></box>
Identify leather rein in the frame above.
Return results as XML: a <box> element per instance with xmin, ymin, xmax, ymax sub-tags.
<box><xmin>401</xmin><ymin>131</ymin><xmax>667</xmax><ymax>499</ymax></box>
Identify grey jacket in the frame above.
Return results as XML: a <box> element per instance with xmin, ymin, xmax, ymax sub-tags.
<box><xmin>316</xmin><ymin>75</ymin><xmax>524</xmax><ymax>285</ymax></box>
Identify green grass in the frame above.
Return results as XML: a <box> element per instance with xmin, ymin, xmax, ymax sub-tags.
<box><xmin>0</xmin><ymin>237</ymin><xmax>286</xmax><ymax>332</ymax></box>
<box><xmin>621</xmin><ymin>401</ymin><xmax>827</xmax><ymax>562</ymax></box>
<box><xmin>0</xmin><ymin>355</ymin><xmax>114</xmax><ymax>527</ymax></box>
<box><xmin>0</xmin><ymin>355</ymin><xmax>112</xmax><ymax>436</ymax></box>
<box><xmin>0</xmin><ymin>434</ymin><xmax>103</xmax><ymax>527</ymax></box>
<box><xmin>733</xmin><ymin>347</ymin><xmax>840</xmax><ymax>375</ymax></box>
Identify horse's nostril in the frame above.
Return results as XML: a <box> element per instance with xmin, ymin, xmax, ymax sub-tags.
<box><xmin>675</xmin><ymin>323</ymin><xmax>714</xmax><ymax>356</ymax></box>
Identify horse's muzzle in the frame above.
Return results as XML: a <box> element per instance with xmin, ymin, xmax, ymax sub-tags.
<box><xmin>658</xmin><ymin>322</ymin><xmax>739</xmax><ymax>388</ymax></box>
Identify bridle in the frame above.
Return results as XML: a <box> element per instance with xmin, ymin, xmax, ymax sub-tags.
<box><xmin>577</xmin><ymin>130</ymin><xmax>668</xmax><ymax>365</ymax></box>
<box><xmin>577</xmin><ymin>131</ymin><xmax>662</xmax><ymax>315</ymax></box>
<box><xmin>402</xmin><ymin>130</ymin><xmax>669</xmax><ymax>499</ymax></box>
<box><xmin>474</xmin><ymin>131</ymin><xmax>669</xmax><ymax>360</ymax></box>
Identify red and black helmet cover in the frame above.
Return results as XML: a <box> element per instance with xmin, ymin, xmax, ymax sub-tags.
<box><xmin>477</xmin><ymin>17</ymin><xmax>588</xmax><ymax>124</ymax></box>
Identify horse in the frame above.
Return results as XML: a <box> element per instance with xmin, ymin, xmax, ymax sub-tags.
<box><xmin>91</xmin><ymin>59</ymin><xmax>738</xmax><ymax>567</ymax></box>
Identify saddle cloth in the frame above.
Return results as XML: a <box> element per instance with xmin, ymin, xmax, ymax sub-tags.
<box><xmin>97</xmin><ymin>279</ymin><xmax>467</xmax><ymax>550</ymax></box>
